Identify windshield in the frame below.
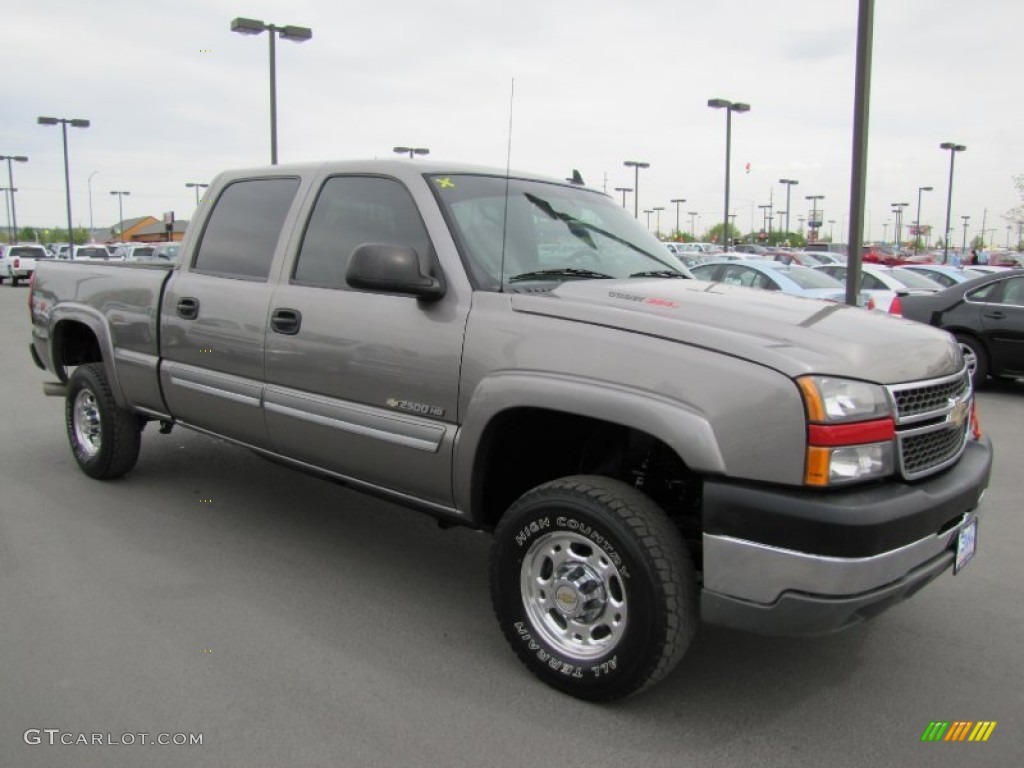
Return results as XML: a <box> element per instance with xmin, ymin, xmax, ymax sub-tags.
<box><xmin>430</xmin><ymin>174</ymin><xmax>684</xmax><ymax>290</ymax></box>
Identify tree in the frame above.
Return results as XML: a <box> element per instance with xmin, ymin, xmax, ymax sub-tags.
<box><xmin>706</xmin><ymin>222</ymin><xmax>742</xmax><ymax>246</ymax></box>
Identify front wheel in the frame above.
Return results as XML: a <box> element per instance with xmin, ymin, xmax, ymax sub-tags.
<box><xmin>65</xmin><ymin>363</ymin><xmax>143</xmax><ymax>479</ymax></box>
<box><xmin>490</xmin><ymin>475</ymin><xmax>697</xmax><ymax>701</ymax></box>
<box><xmin>956</xmin><ymin>334</ymin><xmax>989</xmax><ymax>388</ymax></box>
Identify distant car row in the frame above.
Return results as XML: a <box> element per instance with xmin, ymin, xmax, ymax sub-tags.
<box><xmin>0</xmin><ymin>241</ymin><xmax>180</xmax><ymax>285</ymax></box>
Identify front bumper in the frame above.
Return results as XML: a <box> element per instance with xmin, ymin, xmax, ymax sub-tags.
<box><xmin>699</xmin><ymin>436</ymin><xmax>991</xmax><ymax>636</ymax></box>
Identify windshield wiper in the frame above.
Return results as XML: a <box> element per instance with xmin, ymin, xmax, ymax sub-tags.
<box><xmin>507</xmin><ymin>268</ymin><xmax>614</xmax><ymax>283</ymax></box>
<box><xmin>629</xmin><ymin>270</ymin><xmax>691</xmax><ymax>279</ymax></box>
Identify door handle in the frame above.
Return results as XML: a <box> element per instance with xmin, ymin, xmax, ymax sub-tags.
<box><xmin>983</xmin><ymin>310</ymin><xmax>1005</xmax><ymax>320</ymax></box>
<box><xmin>270</xmin><ymin>308</ymin><xmax>302</xmax><ymax>335</ymax></box>
<box><xmin>177</xmin><ymin>297</ymin><xmax>199</xmax><ymax>319</ymax></box>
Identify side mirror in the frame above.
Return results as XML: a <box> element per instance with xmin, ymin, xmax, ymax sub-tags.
<box><xmin>345</xmin><ymin>243</ymin><xmax>445</xmax><ymax>301</ymax></box>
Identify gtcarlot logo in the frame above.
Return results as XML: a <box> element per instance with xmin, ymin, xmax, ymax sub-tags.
<box><xmin>24</xmin><ymin>729</ymin><xmax>203</xmax><ymax>747</ymax></box>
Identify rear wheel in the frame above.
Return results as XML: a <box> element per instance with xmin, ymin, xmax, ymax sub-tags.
<box><xmin>66</xmin><ymin>363</ymin><xmax>143</xmax><ymax>479</ymax></box>
<box><xmin>491</xmin><ymin>475</ymin><xmax>697</xmax><ymax>701</ymax></box>
<box><xmin>956</xmin><ymin>334</ymin><xmax>989</xmax><ymax>388</ymax></box>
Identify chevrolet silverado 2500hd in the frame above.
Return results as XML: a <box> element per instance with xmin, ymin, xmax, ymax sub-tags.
<box><xmin>29</xmin><ymin>160</ymin><xmax>992</xmax><ymax>701</ymax></box>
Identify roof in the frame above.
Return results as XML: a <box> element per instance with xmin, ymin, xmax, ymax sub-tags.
<box><xmin>134</xmin><ymin>219</ymin><xmax>188</xmax><ymax>236</ymax></box>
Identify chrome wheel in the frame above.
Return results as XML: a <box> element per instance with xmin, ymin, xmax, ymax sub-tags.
<box><xmin>73</xmin><ymin>388</ymin><xmax>102</xmax><ymax>459</ymax></box>
<box><xmin>520</xmin><ymin>531</ymin><xmax>627</xmax><ymax>660</ymax></box>
<box><xmin>959</xmin><ymin>341</ymin><xmax>978</xmax><ymax>379</ymax></box>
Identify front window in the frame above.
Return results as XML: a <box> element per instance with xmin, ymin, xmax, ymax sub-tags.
<box><xmin>429</xmin><ymin>174</ymin><xmax>684</xmax><ymax>290</ymax></box>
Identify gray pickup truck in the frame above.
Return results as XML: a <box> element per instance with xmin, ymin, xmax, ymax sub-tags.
<box><xmin>29</xmin><ymin>160</ymin><xmax>992</xmax><ymax>701</ymax></box>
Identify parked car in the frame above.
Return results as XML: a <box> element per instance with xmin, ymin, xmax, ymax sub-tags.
<box><xmin>0</xmin><ymin>243</ymin><xmax>49</xmax><ymax>286</ymax></box>
<box><xmin>690</xmin><ymin>259</ymin><xmax>871</xmax><ymax>305</ymax></box>
<box><xmin>149</xmin><ymin>243</ymin><xmax>181</xmax><ymax>264</ymax></box>
<box><xmin>732</xmin><ymin>243</ymin><xmax>768</xmax><ymax>256</ymax></box>
<box><xmin>900</xmin><ymin>269</ymin><xmax>1024</xmax><ymax>386</ymax></box>
<box><xmin>813</xmin><ymin>263</ymin><xmax>943</xmax><ymax>314</ymax></box>
<box><xmin>112</xmin><ymin>244</ymin><xmax>156</xmax><ymax>261</ymax></box>
<box><xmin>899</xmin><ymin>264</ymin><xmax>988</xmax><ymax>289</ymax></box>
<box><xmin>72</xmin><ymin>244</ymin><xmax>119</xmax><ymax>261</ymax></box>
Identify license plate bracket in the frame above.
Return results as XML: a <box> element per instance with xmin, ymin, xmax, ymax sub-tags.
<box><xmin>954</xmin><ymin>516</ymin><xmax>977</xmax><ymax>574</ymax></box>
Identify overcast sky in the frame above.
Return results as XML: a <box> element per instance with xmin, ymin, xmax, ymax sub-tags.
<box><xmin>3</xmin><ymin>0</ymin><xmax>1022</xmax><ymax>245</ymax></box>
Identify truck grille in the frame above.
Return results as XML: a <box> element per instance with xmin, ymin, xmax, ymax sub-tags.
<box><xmin>887</xmin><ymin>369</ymin><xmax>971</xmax><ymax>480</ymax></box>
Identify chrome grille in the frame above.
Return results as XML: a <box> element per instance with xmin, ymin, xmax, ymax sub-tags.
<box><xmin>899</xmin><ymin>423</ymin><xmax>968</xmax><ymax>477</ymax></box>
<box><xmin>890</xmin><ymin>373</ymin><xmax>970</xmax><ymax>421</ymax></box>
<box><xmin>886</xmin><ymin>368</ymin><xmax>972</xmax><ymax>480</ymax></box>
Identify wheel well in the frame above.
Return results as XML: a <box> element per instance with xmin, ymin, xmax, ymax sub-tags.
<box><xmin>54</xmin><ymin>320</ymin><xmax>103</xmax><ymax>376</ymax></box>
<box><xmin>472</xmin><ymin>408</ymin><xmax>703</xmax><ymax>561</ymax></box>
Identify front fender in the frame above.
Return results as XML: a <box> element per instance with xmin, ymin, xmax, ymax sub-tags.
<box><xmin>452</xmin><ymin>371</ymin><xmax>726</xmax><ymax>518</ymax></box>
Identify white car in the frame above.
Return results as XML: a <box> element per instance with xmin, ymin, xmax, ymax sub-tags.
<box><xmin>0</xmin><ymin>244</ymin><xmax>48</xmax><ymax>286</ymax></box>
<box><xmin>813</xmin><ymin>263</ymin><xmax>943</xmax><ymax>313</ymax></box>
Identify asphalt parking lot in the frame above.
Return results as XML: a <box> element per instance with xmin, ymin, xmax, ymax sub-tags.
<box><xmin>1</xmin><ymin>283</ymin><xmax>1020</xmax><ymax>768</ymax></box>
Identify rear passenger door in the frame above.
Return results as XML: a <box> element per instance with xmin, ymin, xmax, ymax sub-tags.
<box><xmin>979</xmin><ymin>276</ymin><xmax>1024</xmax><ymax>375</ymax></box>
<box><xmin>262</xmin><ymin>174</ymin><xmax>469</xmax><ymax>509</ymax></box>
<box><xmin>160</xmin><ymin>176</ymin><xmax>302</xmax><ymax>447</ymax></box>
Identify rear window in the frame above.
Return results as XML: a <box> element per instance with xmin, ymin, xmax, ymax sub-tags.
<box><xmin>889</xmin><ymin>267</ymin><xmax>943</xmax><ymax>290</ymax></box>
<box><xmin>9</xmin><ymin>246</ymin><xmax>47</xmax><ymax>258</ymax></box>
<box><xmin>775</xmin><ymin>265</ymin><xmax>842</xmax><ymax>289</ymax></box>
<box><xmin>76</xmin><ymin>247</ymin><xmax>109</xmax><ymax>259</ymax></box>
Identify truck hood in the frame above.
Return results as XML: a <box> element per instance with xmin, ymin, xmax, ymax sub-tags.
<box><xmin>509</xmin><ymin>279</ymin><xmax>962</xmax><ymax>383</ymax></box>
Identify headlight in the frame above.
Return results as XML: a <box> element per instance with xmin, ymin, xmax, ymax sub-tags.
<box><xmin>797</xmin><ymin>376</ymin><xmax>890</xmax><ymax>423</ymax></box>
<box><xmin>798</xmin><ymin>376</ymin><xmax>896</xmax><ymax>486</ymax></box>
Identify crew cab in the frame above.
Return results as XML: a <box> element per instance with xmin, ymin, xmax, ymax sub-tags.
<box><xmin>29</xmin><ymin>160</ymin><xmax>992</xmax><ymax>701</ymax></box>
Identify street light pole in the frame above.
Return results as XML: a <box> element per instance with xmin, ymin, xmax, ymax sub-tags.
<box><xmin>890</xmin><ymin>202</ymin><xmax>908</xmax><ymax>250</ymax></box>
<box><xmin>643</xmin><ymin>209</ymin><xmax>653</xmax><ymax>230</ymax></box>
<box><xmin>0</xmin><ymin>155</ymin><xmax>28</xmax><ymax>242</ymax></box>
<box><xmin>37</xmin><ymin>116</ymin><xmax>90</xmax><ymax>250</ymax></box>
<box><xmin>708</xmin><ymin>98</ymin><xmax>751</xmax><ymax>248</ymax></box>
<box><xmin>914</xmin><ymin>185</ymin><xmax>933</xmax><ymax>252</ymax></box>
<box><xmin>393</xmin><ymin>146</ymin><xmax>429</xmax><ymax>159</ymax></box>
<box><xmin>110</xmin><ymin>190</ymin><xmax>130</xmax><ymax>242</ymax></box>
<box><xmin>0</xmin><ymin>187</ymin><xmax>16</xmax><ymax>244</ymax></box>
<box><xmin>87</xmin><ymin>171</ymin><xmax>98</xmax><ymax>234</ymax></box>
<box><xmin>652</xmin><ymin>206</ymin><xmax>665</xmax><ymax>238</ymax></box>
<box><xmin>669</xmin><ymin>198</ymin><xmax>686</xmax><ymax>237</ymax></box>
<box><xmin>805</xmin><ymin>195</ymin><xmax>824</xmax><ymax>242</ymax></box>
<box><xmin>623</xmin><ymin>161</ymin><xmax>649</xmax><ymax>218</ymax></box>
<box><xmin>231</xmin><ymin>17</ymin><xmax>313</xmax><ymax>165</ymax></box>
<box><xmin>688</xmin><ymin>211</ymin><xmax>698</xmax><ymax>239</ymax></box>
<box><xmin>779</xmin><ymin>178</ymin><xmax>798</xmax><ymax>236</ymax></box>
<box><xmin>186</xmin><ymin>182</ymin><xmax>209</xmax><ymax>206</ymax></box>
<box><xmin>961</xmin><ymin>215</ymin><xmax>970</xmax><ymax>256</ymax></box>
<box><xmin>614</xmin><ymin>187</ymin><xmax>633</xmax><ymax>209</ymax></box>
<box><xmin>940</xmin><ymin>142</ymin><xmax>966</xmax><ymax>263</ymax></box>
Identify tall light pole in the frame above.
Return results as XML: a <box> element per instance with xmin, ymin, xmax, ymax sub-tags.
<box><xmin>669</xmin><ymin>198</ymin><xmax>686</xmax><ymax>236</ymax></box>
<box><xmin>940</xmin><ymin>142</ymin><xmax>966</xmax><ymax>263</ymax></box>
<box><xmin>231</xmin><ymin>17</ymin><xmax>313</xmax><ymax>165</ymax></box>
<box><xmin>186</xmin><ymin>182</ymin><xmax>209</xmax><ymax>206</ymax></box>
<box><xmin>110</xmin><ymin>190</ymin><xmax>130</xmax><ymax>242</ymax></box>
<box><xmin>779</xmin><ymin>178</ymin><xmax>798</xmax><ymax>236</ymax></box>
<box><xmin>652</xmin><ymin>206</ymin><xmax>665</xmax><ymax>237</ymax></box>
<box><xmin>393</xmin><ymin>146</ymin><xmax>429</xmax><ymax>159</ymax></box>
<box><xmin>806</xmin><ymin>194</ymin><xmax>824</xmax><ymax>243</ymax></box>
<box><xmin>914</xmin><ymin>185</ymin><xmax>933</xmax><ymax>252</ymax></box>
<box><xmin>87</xmin><ymin>171</ymin><xmax>99</xmax><ymax>234</ymax></box>
<box><xmin>688</xmin><ymin>211</ymin><xmax>698</xmax><ymax>239</ymax></box>
<box><xmin>891</xmin><ymin>202</ymin><xmax>908</xmax><ymax>250</ymax></box>
<box><xmin>0</xmin><ymin>187</ymin><xmax>16</xmax><ymax>244</ymax></box>
<box><xmin>614</xmin><ymin>186</ymin><xmax>633</xmax><ymax>209</ymax></box>
<box><xmin>37</xmin><ymin>116</ymin><xmax>90</xmax><ymax>249</ymax></box>
<box><xmin>623</xmin><ymin>161</ymin><xmax>649</xmax><ymax>218</ymax></box>
<box><xmin>643</xmin><ymin>209</ymin><xmax>653</xmax><ymax>230</ymax></box>
<box><xmin>758</xmin><ymin>204</ymin><xmax>771</xmax><ymax>242</ymax></box>
<box><xmin>828</xmin><ymin>219</ymin><xmax>836</xmax><ymax>241</ymax></box>
<box><xmin>0</xmin><ymin>155</ymin><xmax>28</xmax><ymax>243</ymax></box>
<box><xmin>708</xmin><ymin>98</ymin><xmax>751</xmax><ymax>247</ymax></box>
<box><xmin>961</xmin><ymin>215</ymin><xmax>970</xmax><ymax>256</ymax></box>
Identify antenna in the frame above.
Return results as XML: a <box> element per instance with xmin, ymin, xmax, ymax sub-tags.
<box><xmin>498</xmin><ymin>77</ymin><xmax>515</xmax><ymax>293</ymax></box>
